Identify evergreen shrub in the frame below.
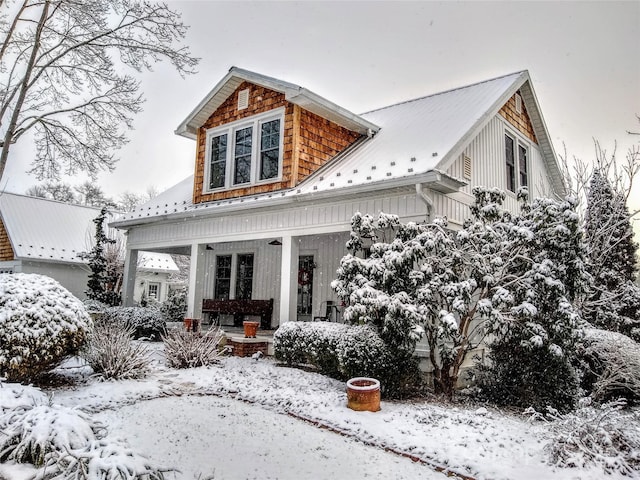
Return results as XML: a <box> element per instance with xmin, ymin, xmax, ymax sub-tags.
<box><xmin>274</xmin><ymin>322</ymin><xmax>390</xmax><ymax>387</ymax></box>
<box><xmin>0</xmin><ymin>273</ymin><xmax>92</xmax><ymax>382</ymax></box>
<box><xmin>101</xmin><ymin>306</ymin><xmax>166</xmax><ymax>340</ymax></box>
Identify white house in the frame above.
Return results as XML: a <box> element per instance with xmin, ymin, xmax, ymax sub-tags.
<box><xmin>0</xmin><ymin>192</ymin><xmax>179</xmax><ymax>301</ymax></box>
<box><xmin>112</xmin><ymin>67</ymin><xmax>564</xmax><ymax>329</ymax></box>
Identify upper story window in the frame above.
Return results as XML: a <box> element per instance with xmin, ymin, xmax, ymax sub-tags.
<box><xmin>505</xmin><ymin>132</ymin><xmax>529</xmax><ymax>193</ymax></box>
<box><xmin>204</xmin><ymin>108</ymin><xmax>284</xmax><ymax>192</ymax></box>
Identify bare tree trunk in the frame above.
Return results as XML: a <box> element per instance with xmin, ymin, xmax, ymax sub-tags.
<box><xmin>0</xmin><ymin>0</ymin><xmax>49</xmax><ymax>181</ymax></box>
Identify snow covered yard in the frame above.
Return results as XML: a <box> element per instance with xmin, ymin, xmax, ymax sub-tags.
<box><xmin>2</xmin><ymin>346</ymin><xmax>633</xmax><ymax>480</ymax></box>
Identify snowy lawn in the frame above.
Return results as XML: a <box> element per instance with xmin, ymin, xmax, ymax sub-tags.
<box><xmin>0</xmin><ymin>345</ymin><xmax>635</xmax><ymax>480</ymax></box>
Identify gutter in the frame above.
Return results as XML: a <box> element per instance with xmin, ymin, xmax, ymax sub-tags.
<box><xmin>112</xmin><ymin>170</ymin><xmax>466</xmax><ymax>230</ymax></box>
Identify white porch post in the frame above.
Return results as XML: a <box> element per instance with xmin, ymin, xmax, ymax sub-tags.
<box><xmin>121</xmin><ymin>249</ymin><xmax>138</xmax><ymax>306</ymax></box>
<box><xmin>187</xmin><ymin>243</ymin><xmax>206</xmax><ymax>319</ymax></box>
<box><xmin>279</xmin><ymin>235</ymin><xmax>299</xmax><ymax>324</ymax></box>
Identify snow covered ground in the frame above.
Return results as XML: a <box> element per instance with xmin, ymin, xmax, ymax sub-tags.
<box><xmin>0</xmin><ymin>346</ymin><xmax>633</xmax><ymax>480</ymax></box>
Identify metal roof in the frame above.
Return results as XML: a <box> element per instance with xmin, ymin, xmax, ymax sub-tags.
<box><xmin>0</xmin><ymin>192</ymin><xmax>178</xmax><ymax>270</ymax></box>
<box><xmin>114</xmin><ymin>70</ymin><xmax>563</xmax><ymax>228</ymax></box>
<box><xmin>175</xmin><ymin>66</ymin><xmax>380</xmax><ymax>139</ymax></box>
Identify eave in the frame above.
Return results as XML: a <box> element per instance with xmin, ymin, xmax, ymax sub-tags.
<box><xmin>175</xmin><ymin>67</ymin><xmax>380</xmax><ymax>139</ymax></box>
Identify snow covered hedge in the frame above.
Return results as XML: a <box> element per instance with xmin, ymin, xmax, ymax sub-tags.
<box><xmin>274</xmin><ymin>322</ymin><xmax>389</xmax><ymax>383</ymax></box>
<box><xmin>100</xmin><ymin>306</ymin><xmax>166</xmax><ymax>340</ymax></box>
<box><xmin>0</xmin><ymin>273</ymin><xmax>92</xmax><ymax>382</ymax></box>
<box><xmin>579</xmin><ymin>328</ymin><xmax>640</xmax><ymax>404</ymax></box>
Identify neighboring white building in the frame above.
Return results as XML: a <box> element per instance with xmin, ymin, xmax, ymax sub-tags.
<box><xmin>112</xmin><ymin>67</ymin><xmax>564</xmax><ymax>330</ymax></box>
<box><xmin>0</xmin><ymin>192</ymin><xmax>179</xmax><ymax>301</ymax></box>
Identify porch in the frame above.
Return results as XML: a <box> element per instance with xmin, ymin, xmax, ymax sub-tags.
<box><xmin>125</xmin><ymin>231</ymin><xmax>352</xmax><ymax>332</ymax></box>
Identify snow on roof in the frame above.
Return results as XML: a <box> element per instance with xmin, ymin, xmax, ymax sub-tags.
<box><xmin>114</xmin><ymin>71</ymin><xmax>555</xmax><ymax>228</ymax></box>
<box><xmin>137</xmin><ymin>251</ymin><xmax>179</xmax><ymax>273</ymax></box>
<box><xmin>0</xmin><ymin>192</ymin><xmax>110</xmax><ymax>264</ymax></box>
<box><xmin>176</xmin><ymin>66</ymin><xmax>380</xmax><ymax>139</ymax></box>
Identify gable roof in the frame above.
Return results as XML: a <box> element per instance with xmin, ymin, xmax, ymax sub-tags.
<box><xmin>0</xmin><ymin>192</ymin><xmax>178</xmax><ymax>270</ymax></box>
<box><xmin>175</xmin><ymin>66</ymin><xmax>380</xmax><ymax>138</ymax></box>
<box><xmin>114</xmin><ymin>70</ymin><xmax>563</xmax><ymax>227</ymax></box>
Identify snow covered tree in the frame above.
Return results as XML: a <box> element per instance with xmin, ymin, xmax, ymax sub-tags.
<box><xmin>334</xmin><ymin>187</ymin><xmax>585</xmax><ymax>406</ymax></box>
<box><xmin>475</xmin><ymin>192</ymin><xmax>588</xmax><ymax>412</ymax></box>
<box><xmin>0</xmin><ymin>0</ymin><xmax>198</xmax><ymax>182</ymax></box>
<box><xmin>582</xmin><ymin>166</ymin><xmax>640</xmax><ymax>339</ymax></box>
<box><xmin>25</xmin><ymin>181</ymin><xmax>77</xmax><ymax>203</ymax></box>
<box><xmin>80</xmin><ymin>207</ymin><xmax>120</xmax><ymax>306</ymax></box>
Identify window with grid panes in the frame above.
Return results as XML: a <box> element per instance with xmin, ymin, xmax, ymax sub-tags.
<box><xmin>235</xmin><ymin>254</ymin><xmax>254</xmax><ymax>300</ymax></box>
<box><xmin>214</xmin><ymin>255</ymin><xmax>232</xmax><ymax>299</ymax></box>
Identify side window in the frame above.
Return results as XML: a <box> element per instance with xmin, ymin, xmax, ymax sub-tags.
<box><xmin>214</xmin><ymin>255</ymin><xmax>232</xmax><ymax>299</ymax></box>
<box><xmin>505</xmin><ymin>134</ymin><xmax>516</xmax><ymax>192</ymax></box>
<box><xmin>260</xmin><ymin>119</ymin><xmax>280</xmax><ymax>180</ymax></box>
<box><xmin>209</xmin><ymin>134</ymin><xmax>227</xmax><ymax>189</ymax></box>
<box><xmin>518</xmin><ymin>144</ymin><xmax>528</xmax><ymax>188</ymax></box>
<box><xmin>147</xmin><ymin>282</ymin><xmax>160</xmax><ymax>300</ymax></box>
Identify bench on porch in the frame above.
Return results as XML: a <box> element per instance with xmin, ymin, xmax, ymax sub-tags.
<box><xmin>202</xmin><ymin>298</ymin><xmax>274</xmax><ymax>330</ymax></box>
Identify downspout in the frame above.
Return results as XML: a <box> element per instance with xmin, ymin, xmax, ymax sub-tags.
<box><xmin>416</xmin><ymin>183</ymin><xmax>434</xmax><ymax>222</ymax></box>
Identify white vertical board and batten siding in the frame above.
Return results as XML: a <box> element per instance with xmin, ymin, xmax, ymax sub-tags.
<box><xmin>446</xmin><ymin>114</ymin><xmax>552</xmax><ymax>216</ymax></box>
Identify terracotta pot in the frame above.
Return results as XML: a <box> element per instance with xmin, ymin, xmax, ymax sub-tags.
<box><xmin>183</xmin><ymin>318</ymin><xmax>192</xmax><ymax>331</ymax></box>
<box><xmin>243</xmin><ymin>321</ymin><xmax>259</xmax><ymax>338</ymax></box>
<box><xmin>346</xmin><ymin>377</ymin><xmax>381</xmax><ymax>412</ymax></box>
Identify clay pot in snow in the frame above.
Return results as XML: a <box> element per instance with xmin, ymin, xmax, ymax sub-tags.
<box><xmin>346</xmin><ymin>377</ymin><xmax>381</xmax><ymax>412</ymax></box>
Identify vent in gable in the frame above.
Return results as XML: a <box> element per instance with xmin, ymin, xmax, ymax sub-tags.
<box><xmin>463</xmin><ymin>154</ymin><xmax>472</xmax><ymax>180</ymax></box>
<box><xmin>237</xmin><ymin>89</ymin><xmax>249</xmax><ymax>110</ymax></box>
<box><xmin>515</xmin><ymin>93</ymin><xmax>522</xmax><ymax>114</ymax></box>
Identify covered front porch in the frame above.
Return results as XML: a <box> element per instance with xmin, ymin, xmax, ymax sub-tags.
<box><xmin>121</xmin><ymin>231</ymin><xmax>351</xmax><ymax>329</ymax></box>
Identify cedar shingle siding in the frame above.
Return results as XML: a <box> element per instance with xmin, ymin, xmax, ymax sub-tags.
<box><xmin>0</xmin><ymin>217</ymin><xmax>14</xmax><ymax>261</ymax></box>
<box><xmin>499</xmin><ymin>92</ymin><xmax>538</xmax><ymax>144</ymax></box>
<box><xmin>193</xmin><ymin>82</ymin><xmax>362</xmax><ymax>204</ymax></box>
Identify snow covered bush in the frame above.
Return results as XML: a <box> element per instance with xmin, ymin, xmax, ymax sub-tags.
<box><xmin>101</xmin><ymin>306</ymin><xmax>166</xmax><ymax>340</ymax></box>
<box><xmin>274</xmin><ymin>322</ymin><xmax>346</xmax><ymax>377</ymax></box>
<box><xmin>83</xmin><ymin>320</ymin><xmax>151</xmax><ymax>380</ymax></box>
<box><xmin>160</xmin><ymin>287</ymin><xmax>187</xmax><ymax>322</ymax></box>
<box><xmin>39</xmin><ymin>438</ymin><xmax>172</xmax><ymax>480</ymax></box>
<box><xmin>333</xmin><ymin>187</ymin><xmax>585</xmax><ymax>406</ymax></box>
<box><xmin>0</xmin><ymin>404</ymin><xmax>104</xmax><ymax>466</ymax></box>
<box><xmin>0</xmin><ymin>273</ymin><xmax>92</xmax><ymax>382</ymax></box>
<box><xmin>535</xmin><ymin>399</ymin><xmax>640</xmax><ymax>475</ymax></box>
<box><xmin>473</xmin><ymin>191</ymin><xmax>586</xmax><ymax>412</ymax></box>
<box><xmin>579</xmin><ymin>328</ymin><xmax>640</xmax><ymax>404</ymax></box>
<box><xmin>163</xmin><ymin>328</ymin><xmax>224</xmax><ymax>368</ymax></box>
<box><xmin>273</xmin><ymin>322</ymin><xmax>390</xmax><ymax>385</ymax></box>
<box><xmin>0</xmin><ymin>383</ymin><xmax>48</xmax><ymax>414</ymax></box>
<box><xmin>0</xmin><ymin>398</ymin><xmax>170</xmax><ymax>479</ymax></box>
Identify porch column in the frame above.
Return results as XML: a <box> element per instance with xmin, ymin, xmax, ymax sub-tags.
<box><xmin>187</xmin><ymin>243</ymin><xmax>206</xmax><ymax>319</ymax></box>
<box><xmin>279</xmin><ymin>235</ymin><xmax>299</xmax><ymax>323</ymax></box>
<box><xmin>121</xmin><ymin>248</ymin><xmax>139</xmax><ymax>306</ymax></box>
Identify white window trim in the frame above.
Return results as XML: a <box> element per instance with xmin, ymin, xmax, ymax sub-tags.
<box><xmin>504</xmin><ymin>126</ymin><xmax>531</xmax><ymax>194</ymax></box>
<box><xmin>203</xmin><ymin>108</ymin><xmax>285</xmax><ymax>194</ymax></box>
<box><xmin>214</xmin><ymin>251</ymin><xmax>256</xmax><ymax>300</ymax></box>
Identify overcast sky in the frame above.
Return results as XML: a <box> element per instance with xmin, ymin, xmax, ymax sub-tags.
<box><xmin>3</xmin><ymin>1</ymin><xmax>639</xmax><ymax>208</ymax></box>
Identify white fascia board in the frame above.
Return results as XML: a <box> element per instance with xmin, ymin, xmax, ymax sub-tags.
<box><xmin>518</xmin><ymin>80</ymin><xmax>566</xmax><ymax>196</ymax></box>
<box><xmin>113</xmin><ymin>170</ymin><xmax>465</xmax><ymax>230</ymax></box>
<box><xmin>175</xmin><ymin>67</ymin><xmax>380</xmax><ymax>140</ymax></box>
<box><xmin>286</xmin><ymin>88</ymin><xmax>380</xmax><ymax>135</ymax></box>
<box><xmin>436</xmin><ymin>71</ymin><xmax>528</xmax><ymax>174</ymax></box>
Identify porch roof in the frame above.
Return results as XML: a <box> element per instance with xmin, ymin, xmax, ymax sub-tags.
<box><xmin>113</xmin><ymin>70</ymin><xmax>563</xmax><ymax>228</ymax></box>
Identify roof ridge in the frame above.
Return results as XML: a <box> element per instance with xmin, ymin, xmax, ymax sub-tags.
<box><xmin>360</xmin><ymin>70</ymin><xmax>527</xmax><ymax>115</ymax></box>
<box><xmin>0</xmin><ymin>190</ymin><xmax>119</xmax><ymax>213</ymax></box>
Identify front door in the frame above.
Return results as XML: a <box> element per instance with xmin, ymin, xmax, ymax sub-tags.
<box><xmin>297</xmin><ymin>255</ymin><xmax>314</xmax><ymax>321</ymax></box>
